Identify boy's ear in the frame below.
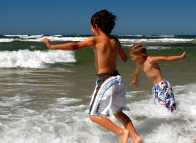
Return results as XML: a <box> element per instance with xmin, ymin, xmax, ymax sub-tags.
<box><xmin>94</xmin><ymin>24</ymin><xmax>98</xmax><ymax>29</ymax></box>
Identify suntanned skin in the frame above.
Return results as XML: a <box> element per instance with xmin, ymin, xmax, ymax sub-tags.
<box><xmin>44</xmin><ymin>24</ymin><xmax>142</xmax><ymax>143</ymax></box>
<box><xmin>43</xmin><ymin>25</ymin><xmax>127</xmax><ymax>74</ymax></box>
<box><xmin>130</xmin><ymin>52</ymin><xmax>186</xmax><ymax>86</ymax></box>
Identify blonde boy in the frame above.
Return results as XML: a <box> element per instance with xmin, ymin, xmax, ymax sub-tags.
<box><xmin>129</xmin><ymin>43</ymin><xmax>186</xmax><ymax>112</ymax></box>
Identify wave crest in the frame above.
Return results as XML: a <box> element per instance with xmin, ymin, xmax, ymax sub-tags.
<box><xmin>0</xmin><ymin>50</ymin><xmax>76</xmax><ymax>68</ymax></box>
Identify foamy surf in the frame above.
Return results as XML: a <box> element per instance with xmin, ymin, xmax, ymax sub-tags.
<box><xmin>0</xmin><ymin>84</ymin><xmax>195</xmax><ymax>143</ymax></box>
<box><xmin>1</xmin><ymin>35</ymin><xmax>195</xmax><ymax>45</ymax></box>
<box><xmin>126</xmin><ymin>83</ymin><xmax>196</xmax><ymax>143</ymax></box>
<box><xmin>0</xmin><ymin>50</ymin><xmax>76</xmax><ymax>68</ymax></box>
<box><xmin>0</xmin><ymin>34</ymin><xmax>195</xmax><ymax>143</ymax></box>
<box><xmin>0</xmin><ymin>95</ymin><xmax>117</xmax><ymax>143</ymax></box>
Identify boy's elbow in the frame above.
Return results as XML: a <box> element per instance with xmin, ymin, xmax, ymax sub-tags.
<box><xmin>123</xmin><ymin>57</ymin><xmax>127</xmax><ymax>62</ymax></box>
<box><xmin>50</xmin><ymin>45</ymin><xmax>55</xmax><ymax>49</ymax></box>
<box><xmin>63</xmin><ymin>43</ymin><xmax>80</xmax><ymax>50</ymax></box>
<box><xmin>121</xmin><ymin>55</ymin><xmax>128</xmax><ymax>62</ymax></box>
<box><xmin>72</xmin><ymin>43</ymin><xmax>83</xmax><ymax>50</ymax></box>
<box><xmin>124</xmin><ymin>56</ymin><xmax>128</xmax><ymax>62</ymax></box>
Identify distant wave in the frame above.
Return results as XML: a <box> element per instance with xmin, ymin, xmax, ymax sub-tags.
<box><xmin>0</xmin><ymin>35</ymin><xmax>88</xmax><ymax>42</ymax></box>
<box><xmin>0</xmin><ymin>35</ymin><xmax>195</xmax><ymax>45</ymax></box>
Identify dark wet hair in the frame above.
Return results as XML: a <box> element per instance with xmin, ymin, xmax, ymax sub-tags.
<box><xmin>129</xmin><ymin>43</ymin><xmax>148</xmax><ymax>59</ymax></box>
<box><xmin>90</xmin><ymin>10</ymin><xmax>116</xmax><ymax>34</ymax></box>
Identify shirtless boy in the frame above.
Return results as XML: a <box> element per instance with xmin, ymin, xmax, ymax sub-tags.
<box><xmin>129</xmin><ymin>43</ymin><xmax>186</xmax><ymax>112</ymax></box>
<box><xmin>43</xmin><ymin>10</ymin><xmax>142</xmax><ymax>143</ymax></box>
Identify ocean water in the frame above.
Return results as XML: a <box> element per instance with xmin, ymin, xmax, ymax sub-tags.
<box><xmin>0</xmin><ymin>35</ymin><xmax>195</xmax><ymax>143</ymax></box>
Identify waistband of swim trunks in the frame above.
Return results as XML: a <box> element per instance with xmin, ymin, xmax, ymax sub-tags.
<box><xmin>153</xmin><ymin>79</ymin><xmax>168</xmax><ymax>86</ymax></box>
<box><xmin>97</xmin><ymin>70</ymin><xmax>120</xmax><ymax>77</ymax></box>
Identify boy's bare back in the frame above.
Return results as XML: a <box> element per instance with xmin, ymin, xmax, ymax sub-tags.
<box><xmin>92</xmin><ymin>34</ymin><xmax>127</xmax><ymax>74</ymax></box>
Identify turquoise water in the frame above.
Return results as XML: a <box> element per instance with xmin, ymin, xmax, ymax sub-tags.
<box><xmin>0</xmin><ymin>35</ymin><xmax>195</xmax><ymax>143</ymax></box>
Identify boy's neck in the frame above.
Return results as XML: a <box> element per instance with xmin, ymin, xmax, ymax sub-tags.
<box><xmin>94</xmin><ymin>31</ymin><xmax>110</xmax><ymax>37</ymax></box>
<box><xmin>94</xmin><ymin>27</ymin><xmax>110</xmax><ymax>37</ymax></box>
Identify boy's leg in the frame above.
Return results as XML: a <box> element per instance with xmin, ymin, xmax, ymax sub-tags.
<box><xmin>90</xmin><ymin>115</ymin><xmax>129</xmax><ymax>143</ymax></box>
<box><xmin>114</xmin><ymin>111</ymin><xmax>142</xmax><ymax>143</ymax></box>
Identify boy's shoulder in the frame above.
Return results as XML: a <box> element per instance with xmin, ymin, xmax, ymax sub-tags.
<box><xmin>93</xmin><ymin>34</ymin><xmax>118</xmax><ymax>41</ymax></box>
<box><xmin>89</xmin><ymin>35</ymin><xmax>120</xmax><ymax>47</ymax></box>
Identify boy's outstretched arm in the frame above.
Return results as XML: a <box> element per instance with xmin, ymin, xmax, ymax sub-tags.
<box><xmin>166</xmin><ymin>51</ymin><xmax>186</xmax><ymax>61</ymax></box>
<box><xmin>150</xmin><ymin>52</ymin><xmax>186</xmax><ymax>63</ymax></box>
<box><xmin>43</xmin><ymin>37</ymin><xmax>95</xmax><ymax>50</ymax></box>
<box><xmin>131</xmin><ymin>65</ymin><xmax>141</xmax><ymax>87</ymax></box>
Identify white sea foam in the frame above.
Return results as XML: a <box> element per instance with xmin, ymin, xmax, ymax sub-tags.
<box><xmin>0</xmin><ymin>94</ymin><xmax>117</xmax><ymax>143</ymax></box>
<box><xmin>0</xmin><ymin>38</ymin><xmax>15</xmax><ymax>42</ymax></box>
<box><xmin>4</xmin><ymin>34</ymin><xmax>43</xmax><ymax>38</ymax></box>
<box><xmin>126</xmin><ymin>83</ymin><xmax>196</xmax><ymax>143</ymax></box>
<box><xmin>147</xmin><ymin>46</ymin><xmax>174</xmax><ymax>50</ymax></box>
<box><xmin>0</xmin><ymin>83</ymin><xmax>195</xmax><ymax>143</ymax></box>
<box><xmin>127</xmin><ymin>84</ymin><xmax>196</xmax><ymax>119</ymax></box>
<box><xmin>1</xmin><ymin>35</ymin><xmax>88</xmax><ymax>42</ymax></box>
<box><xmin>1</xmin><ymin>35</ymin><xmax>195</xmax><ymax>44</ymax></box>
<box><xmin>120</xmin><ymin>38</ymin><xmax>194</xmax><ymax>44</ymax></box>
<box><xmin>43</xmin><ymin>36</ymin><xmax>88</xmax><ymax>42</ymax></box>
<box><xmin>0</xmin><ymin>50</ymin><xmax>76</xmax><ymax>68</ymax></box>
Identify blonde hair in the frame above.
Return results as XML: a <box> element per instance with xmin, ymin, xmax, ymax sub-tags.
<box><xmin>129</xmin><ymin>43</ymin><xmax>148</xmax><ymax>59</ymax></box>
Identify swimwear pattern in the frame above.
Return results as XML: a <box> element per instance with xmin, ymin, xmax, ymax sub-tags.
<box><xmin>89</xmin><ymin>75</ymin><xmax>130</xmax><ymax>117</ymax></box>
<box><xmin>152</xmin><ymin>80</ymin><xmax>176</xmax><ymax>112</ymax></box>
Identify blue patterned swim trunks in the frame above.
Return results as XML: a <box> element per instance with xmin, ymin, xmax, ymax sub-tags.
<box><xmin>152</xmin><ymin>80</ymin><xmax>176</xmax><ymax>112</ymax></box>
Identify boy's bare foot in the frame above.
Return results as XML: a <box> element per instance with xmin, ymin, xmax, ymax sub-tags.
<box><xmin>119</xmin><ymin>129</ymin><xmax>129</xmax><ymax>143</ymax></box>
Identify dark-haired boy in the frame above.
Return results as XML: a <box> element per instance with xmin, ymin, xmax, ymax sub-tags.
<box><xmin>43</xmin><ymin>10</ymin><xmax>142</xmax><ymax>143</ymax></box>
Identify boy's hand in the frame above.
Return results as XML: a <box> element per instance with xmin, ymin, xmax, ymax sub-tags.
<box><xmin>130</xmin><ymin>80</ymin><xmax>139</xmax><ymax>87</ymax></box>
<box><xmin>43</xmin><ymin>38</ymin><xmax>52</xmax><ymax>48</ymax></box>
<box><xmin>181</xmin><ymin>52</ymin><xmax>186</xmax><ymax>59</ymax></box>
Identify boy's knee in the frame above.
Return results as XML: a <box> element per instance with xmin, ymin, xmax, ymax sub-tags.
<box><xmin>89</xmin><ymin>115</ymin><xmax>104</xmax><ymax>123</ymax></box>
<box><xmin>114</xmin><ymin>111</ymin><xmax>131</xmax><ymax>122</ymax></box>
<box><xmin>114</xmin><ymin>111</ymin><xmax>124</xmax><ymax>118</ymax></box>
<box><xmin>89</xmin><ymin>115</ymin><xmax>96</xmax><ymax>122</ymax></box>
